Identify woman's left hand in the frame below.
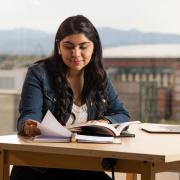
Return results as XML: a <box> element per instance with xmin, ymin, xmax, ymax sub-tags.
<box><xmin>23</xmin><ymin>120</ymin><xmax>41</xmax><ymax>137</ymax></box>
<box><xmin>98</xmin><ymin>119</ymin><xmax>110</xmax><ymax>124</ymax></box>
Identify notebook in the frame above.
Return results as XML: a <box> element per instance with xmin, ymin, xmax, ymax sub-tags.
<box><xmin>141</xmin><ymin>123</ymin><xmax>180</xmax><ymax>133</ymax></box>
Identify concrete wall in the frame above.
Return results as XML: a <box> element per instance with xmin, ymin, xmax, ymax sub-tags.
<box><xmin>0</xmin><ymin>68</ymin><xmax>26</xmax><ymax>134</ymax></box>
<box><xmin>0</xmin><ymin>90</ymin><xmax>20</xmax><ymax>135</ymax></box>
<box><xmin>0</xmin><ymin>68</ymin><xmax>27</xmax><ymax>92</ymax></box>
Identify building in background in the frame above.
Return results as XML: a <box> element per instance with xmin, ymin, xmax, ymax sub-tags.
<box><xmin>102</xmin><ymin>44</ymin><xmax>180</xmax><ymax>122</ymax></box>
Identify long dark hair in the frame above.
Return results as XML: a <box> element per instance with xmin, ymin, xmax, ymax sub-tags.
<box><xmin>46</xmin><ymin>15</ymin><xmax>108</xmax><ymax>125</ymax></box>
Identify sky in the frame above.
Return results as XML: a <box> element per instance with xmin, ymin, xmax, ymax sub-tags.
<box><xmin>0</xmin><ymin>0</ymin><xmax>180</xmax><ymax>35</ymax></box>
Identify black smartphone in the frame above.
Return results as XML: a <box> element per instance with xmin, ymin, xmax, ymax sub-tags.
<box><xmin>120</xmin><ymin>131</ymin><xmax>135</xmax><ymax>137</ymax></box>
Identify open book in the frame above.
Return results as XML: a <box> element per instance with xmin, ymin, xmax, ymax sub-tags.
<box><xmin>67</xmin><ymin>120</ymin><xmax>132</xmax><ymax>137</ymax></box>
<box><xmin>32</xmin><ymin>110</ymin><xmax>138</xmax><ymax>143</ymax></box>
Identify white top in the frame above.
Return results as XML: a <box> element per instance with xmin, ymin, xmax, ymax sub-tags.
<box><xmin>66</xmin><ymin>103</ymin><xmax>88</xmax><ymax>126</ymax></box>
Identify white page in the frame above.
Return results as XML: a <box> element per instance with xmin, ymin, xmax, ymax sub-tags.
<box><xmin>114</xmin><ymin>121</ymin><xmax>141</xmax><ymax>135</ymax></box>
<box><xmin>37</xmin><ymin>110</ymin><xmax>72</xmax><ymax>138</ymax></box>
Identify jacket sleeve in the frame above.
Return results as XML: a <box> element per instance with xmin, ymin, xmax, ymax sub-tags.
<box><xmin>103</xmin><ymin>79</ymin><xmax>131</xmax><ymax>124</ymax></box>
<box><xmin>17</xmin><ymin>65</ymin><xmax>44</xmax><ymax>133</ymax></box>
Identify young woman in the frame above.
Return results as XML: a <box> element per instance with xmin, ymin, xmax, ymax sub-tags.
<box><xmin>10</xmin><ymin>15</ymin><xmax>130</xmax><ymax>180</ymax></box>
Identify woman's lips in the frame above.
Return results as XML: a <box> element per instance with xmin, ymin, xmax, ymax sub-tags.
<box><xmin>71</xmin><ymin>59</ymin><xmax>82</xmax><ymax>63</ymax></box>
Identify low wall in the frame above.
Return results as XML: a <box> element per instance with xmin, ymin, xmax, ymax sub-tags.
<box><xmin>0</xmin><ymin>90</ymin><xmax>20</xmax><ymax>135</ymax></box>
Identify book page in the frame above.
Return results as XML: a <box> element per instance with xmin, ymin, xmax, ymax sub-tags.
<box><xmin>37</xmin><ymin>110</ymin><xmax>72</xmax><ymax>138</ymax></box>
<box><xmin>112</xmin><ymin>121</ymin><xmax>141</xmax><ymax>135</ymax></box>
<box><xmin>112</xmin><ymin>122</ymin><xmax>130</xmax><ymax>135</ymax></box>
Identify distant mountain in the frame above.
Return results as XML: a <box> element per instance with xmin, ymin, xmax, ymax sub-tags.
<box><xmin>98</xmin><ymin>27</ymin><xmax>180</xmax><ymax>47</ymax></box>
<box><xmin>1</xmin><ymin>27</ymin><xmax>180</xmax><ymax>55</ymax></box>
<box><xmin>0</xmin><ymin>28</ymin><xmax>54</xmax><ymax>55</ymax></box>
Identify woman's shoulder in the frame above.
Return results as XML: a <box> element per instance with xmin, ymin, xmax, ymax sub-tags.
<box><xmin>27</xmin><ymin>57</ymin><xmax>53</xmax><ymax>74</ymax></box>
<box><xmin>29</xmin><ymin>58</ymin><xmax>49</xmax><ymax>69</ymax></box>
<box><xmin>106</xmin><ymin>78</ymin><xmax>113</xmax><ymax>88</ymax></box>
<box><xmin>106</xmin><ymin>78</ymin><xmax>118</xmax><ymax>94</ymax></box>
<box><xmin>25</xmin><ymin>58</ymin><xmax>54</xmax><ymax>89</ymax></box>
<box><xmin>25</xmin><ymin>58</ymin><xmax>53</xmax><ymax>81</ymax></box>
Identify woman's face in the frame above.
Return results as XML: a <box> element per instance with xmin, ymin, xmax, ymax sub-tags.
<box><xmin>59</xmin><ymin>33</ymin><xmax>94</xmax><ymax>72</ymax></box>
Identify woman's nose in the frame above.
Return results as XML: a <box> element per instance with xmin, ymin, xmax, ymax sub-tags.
<box><xmin>72</xmin><ymin>47</ymin><xmax>81</xmax><ymax>56</ymax></box>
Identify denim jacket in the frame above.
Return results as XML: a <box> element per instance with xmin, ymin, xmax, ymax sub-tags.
<box><xmin>17</xmin><ymin>61</ymin><xmax>130</xmax><ymax>133</ymax></box>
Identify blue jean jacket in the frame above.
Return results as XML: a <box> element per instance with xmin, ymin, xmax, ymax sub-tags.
<box><xmin>17</xmin><ymin>61</ymin><xmax>130</xmax><ymax>133</ymax></box>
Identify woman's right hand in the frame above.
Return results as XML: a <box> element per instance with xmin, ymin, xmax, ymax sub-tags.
<box><xmin>23</xmin><ymin>120</ymin><xmax>41</xmax><ymax>137</ymax></box>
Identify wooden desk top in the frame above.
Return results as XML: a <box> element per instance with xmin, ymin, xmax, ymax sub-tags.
<box><xmin>0</xmin><ymin>124</ymin><xmax>180</xmax><ymax>163</ymax></box>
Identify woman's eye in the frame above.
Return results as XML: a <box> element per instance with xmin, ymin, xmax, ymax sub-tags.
<box><xmin>80</xmin><ymin>46</ymin><xmax>88</xmax><ymax>50</ymax></box>
<box><xmin>64</xmin><ymin>46</ymin><xmax>74</xmax><ymax>49</ymax></box>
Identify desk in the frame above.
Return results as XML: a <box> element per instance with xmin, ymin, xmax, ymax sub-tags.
<box><xmin>1</xmin><ymin>124</ymin><xmax>180</xmax><ymax>180</ymax></box>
